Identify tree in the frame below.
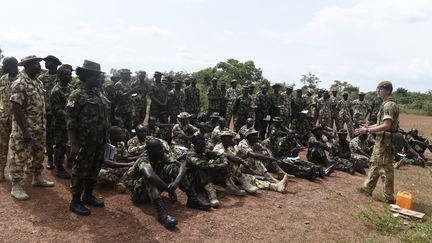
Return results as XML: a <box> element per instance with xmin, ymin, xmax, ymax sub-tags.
<box><xmin>331</xmin><ymin>80</ymin><xmax>359</xmax><ymax>95</ymax></box>
<box><xmin>300</xmin><ymin>72</ymin><xmax>321</xmax><ymax>89</ymax></box>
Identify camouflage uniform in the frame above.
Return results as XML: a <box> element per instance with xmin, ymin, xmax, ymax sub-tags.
<box><xmin>369</xmin><ymin>96</ymin><xmax>383</xmax><ymax>125</ymax></box>
<box><xmin>349</xmin><ymin>136</ymin><xmax>370</xmax><ymax>168</ymax></box>
<box><xmin>236</xmin><ymin>139</ymin><xmax>281</xmax><ymax>177</ymax></box>
<box><xmin>329</xmin><ymin>95</ymin><xmax>341</xmax><ymax>130</ymax></box>
<box><xmin>210</xmin><ymin>125</ymin><xmax>230</xmax><ymax>147</ymax></box>
<box><xmin>9</xmin><ymin>72</ymin><xmax>46</xmax><ymax>181</ymax></box>
<box><xmin>149</xmin><ymin>82</ymin><xmax>168</xmax><ymax>119</ymax></box>
<box><xmin>405</xmin><ymin>134</ymin><xmax>430</xmax><ymax>156</ymax></box>
<box><xmin>207</xmin><ymin>86</ymin><xmax>222</xmax><ymax>115</ymax></box>
<box><xmin>270</xmin><ymin>92</ymin><xmax>284</xmax><ymax>118</ymax></box>
<box><xmin>307</xmin><ymin>135</ymin><xmax>329</xmax><ymax>167</ymax></box>
<box><xmin>38</xmin><ymin>72</ymin><xmax>57</xmax><ymax>164</ymax></box>
<box><xmin>0</xmin><ymin>74</ymin><xmax>16</xmax><ymax>167</ymax></box>
<box><xmin>98</xmin><ymin>141</ymin><xmax>129</xmax><ymax>184</ymax></box>
<box><xmin>114</xmin><ymin>81</ymin><xmax>133</xmax><ymax>130</ymax></box>
<box><xmin>291</xmin><ymin>116</ymin><xmax>313</xmax><ymax>145</ymax></box>
<box><xmin>394</xmin><ymin>133</ymin><xmax>424</xmax><ymax>166</ymax></box>
<box><xmin>225</xmin><ymin>87</ymin><xmax>241</xmax><ymax>124</ymax></box>
<box><xmin>238</xmin><ymin>125</ymin><xmax>253</xmax><ymax>139</ymax></box>
<box><xmin>50</xmin><ymin>82</ymin><xmax>73</xmax><ymax>166</ymax></box>
<box><xmin>337</xmin><ymin>99</ymin><xmax>354</xmax><ymax>137</ymax></box>
<box><xmin>329</xmin><ymin>139</ymin><xmax>355</xmax><ymax>171</ymax></box>
<box><xmin>281</xmin><ymin>93</ymin><xmax>292</xmax><ymax>127</ymax></box>
<box><xmin>233</xmin><ymin>95</ymin><xmax>253</xmax><ymax>131</ymax></box>
<box><xmin>187</xmin><ymin>147</ymin><xmax>227</xmax><ymax>186</ymax></box>
<box><xmin>171</xmin><ymin>123</ymin><xmax>199</xmax><ymax>157</ymax></box>
<box><xmin>318</xmin><ymin>98</ymin><xmax>332</xmax><ymax>129</ymax></box>
<box><xmin>131</xmin><ymin>80</ymin><xmax>149</xmax><ymax>127</ymax></box>
<box><xmin>255</xmin><ymin>91</ymin><xmax>272</xmax><ymax>137</ymax></box>
<box><xmin>127</xmin><ymin>136</ymin><xmax>147</xmax><ymax>156</ymax></box>
<box><xmin>184</xmin><ymin>85</ymin><xmax>201</xmax><ymax>115</ymax></box>
<box><xmin>66</xmin><ymin>86</ymin><xmax>110</xmax><ymax>194</ymax></box>
<box><xmin>156</xmin><ymin>122</ymin><xmax>174</xmax><ymax>145</ymax></box>
<box><xmin>362</xmin><ymin>95</ymin><xmax>399</xmax><ymax>202</ymax></box>
<box><xmin>168</xmin><ymin>88</ymin><xmax>185</xmax><ymax>120</ymax></box>
<box><xmin>292</xmin><ymin>95</ymin><xmax>307</xmax><ymax>119</ymax></box>
<box><xmin>352</xmin><ymin>99</ymin><xmax>369</xmax><ymax>125</ymax></box>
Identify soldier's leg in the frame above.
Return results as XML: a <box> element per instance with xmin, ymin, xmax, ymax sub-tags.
<box><xmin>9</xmin><ymin>136</ymin><xmax>32</xmax><ymax>199</ymax></box>
<box><xmin>54</xmin><ymin>128</ymin><xmax>70</xmax><ymax>179</ymax></box>
<box><xmin>29</xmin><ymin>130</ymin><xmax>47</xmax><ymax>177</ymax></box>
<box><xmin>46</xmin><ymin>114</ymin><xmax>54</xmax><ymax>169</ymax></box>
<box><xmin>381</xmin><ymin>149</ymin><xmax>395</xmax><ymax>202</ymax></box>
<box><xmin>362</xmin><ymin>146</ymin><xmax>382</xmax><ymax>195</ymax></box>
<box><xmin>129</xmin><ymin>177</ymin><xmax>161</xmax><ymax>203</ymax></box>
<box><xmin>82</xmin><ymin>144</ymin><xmax>105</xmax><ymax>207</ymax></box>
<box><xmin>0</xmin><ymin>119</ymin><xmax>11</xmax><ymax>181</ymax></box>
<box><xmin>226</xmin><ymin>103</ymin><xmax>233</xmax><ymax>126</ymax></box>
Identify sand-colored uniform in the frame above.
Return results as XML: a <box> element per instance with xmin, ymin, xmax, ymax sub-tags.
<box><xmin>0</xmin><ymin>74</ymin><xmax>16</xmax><ymax>167</ymax></box>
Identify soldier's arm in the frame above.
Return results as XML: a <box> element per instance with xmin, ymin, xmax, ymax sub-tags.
<box><xmin>50</xmin><ymin>90</ymin><xmax>65</xmax><ymax>116</ymax></box>
<box><xmin>247</xmin><ymin>151</ymin><xmax>277</xmax><ymax>162</ymax></box>
<box><xmin>141</xmin><ymin>164</ymin><xmax>169</xmax><ymax>191</ymax></box>
<box><xmin>11</xmin><ymin>101</ymin><xmax>31</xmax><ymax>143</ymax></box>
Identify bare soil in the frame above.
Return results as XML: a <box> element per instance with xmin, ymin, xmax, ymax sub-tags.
<box><xmin>1</xmin><ymin>114</ymin><xmax>431</xmax><ymax>243</ymax></box>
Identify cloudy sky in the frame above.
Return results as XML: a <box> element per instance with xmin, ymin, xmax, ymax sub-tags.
<box><xmin>1</xmin><ymin>0</ymin><xmax>431</xmax><ymax>91</ymax></box>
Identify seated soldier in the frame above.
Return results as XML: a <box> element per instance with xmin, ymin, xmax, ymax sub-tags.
<box><xmin>209</xmin><ymin>112</ymin><xmax>221</xmax><ymax>131</ymax></box>
<box><xmin>156</xmin><ymin>111</ymin><xmax>173</xmax><ymax>145</ymax></box>
<box><xmin>329</xmin><ymin>129</ymin><xmax>366</xmax><ymax>175</ymax></box>
<box><xmin>127</xmin><ymin>124</ymin><xmax>148</xmax><ymax>156</ymax></box>
<box><xmin>98</xmin><ymin>126</ymin><xmax>139</xmax><ymax>191</ymax></box>
<box><xmin>349</xmin><ymin>132</ymin><xmax>371</xmax><ymax>169</ymax></box>
<box><xmin>291</xmin><ymin>111</ymin><xmax>313</xmax><ymax>145</ymax></box>
<box><xmin>405</xmin><ymin>128</ymin><xmax>432</xmax><ymax>162</ymax></box>
<box><xmin>236</xmin><ymin>129</ymin><xmax>287</xmax><ymax>183</ymax></box>
<box><xmin>307</xmin><ymin>126</ymin><xmax>336</xmax><ymax>176</ymax></box>
<box><xmin>238</xmin><ymin>118</ymin><xmax>255</xmax><ymax>139</ymax></box>
<box><xmin>210</xmin><ymin>117</ymin><xmax>230</xmax><ymax>147</ymax></box>
<box><xmin>113</xmin><ymin>117</ymin><xmax>131</xmax><ymax>143</ymax></box>
<box><xmin>123</xmin><ymin>139</ymin><xmax>211</xmax><ymax>229</ymax></box>
<box><xmin>171</xmin><ymin>112</ymin><xmax>200</xmax><ymax>157</ymax></box>
<box><xmin>267</xmin><ymin>117</ymin><xmax>288</xmax><ymax>137</ymax></box>
<box><xmin>393</xmin><ymin>130</ymin><xmax>425</xmax><ymax>168</ymax></box>
<box><xmin>147</xmin><ymin>116</ymin><xmax>159</xmax><ymax>137</ymax></box>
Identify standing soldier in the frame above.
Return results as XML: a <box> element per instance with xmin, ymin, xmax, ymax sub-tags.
<box><xmin>352</xmin><ymin>92</ymin><xmax>369</xmax><ymax>126</ymax></box>
<box><xmin>67</xmin><ymin>60</ymin><xmax>110</xmax><ymax>215</ymax></box>
<box><xmin>132</xmin><ymin>71</ymin><xmax>149</xmax><ymax>127</ymax></box>
<box><xmin>50</xmin><ymin>65</ymin><xmax>73</xmax><ymax>179</ymax></box>
<box><xmin>255</xmin><ymin>85</ymin><xmax>271</xmax><ymax>139</ymax></box>
<box><xmin>167</xmin><ymin>80</ymin><xmax>185</xmax><ymax>120</ymax></box>
<box><xmin>317</xmin><ymin>91</ymin><xmax>333</xmax><ymax>130</ymax></box>
<box><xmin>269</xmin><ymin>83</ymin><xmax>283</xmax><ymax>119</ymax></box>
<box><xmin>184</xmin><ymin>78</ymin><xmax>200</xmax><ymax>115</ymax></box>
<box><xmin>0</xmin><ymin>57</ymin><xmax>19</xmax><ymax>181</ymax></box>
<box><xmin>114</xmin><ymin>69</ymin><xmax>136</xmax><ymax>131</ymax></box>
<box><xmin>105</xmin><ymin>72</ymin><xmax>120</xmax><ymax>122</ymax></box>
<box><xmin>329</xmin><ymin>88</ymin><xmax>341</xmax><ymax>130</ymax></box>
<box><xmin>225</xmin><ymin>79</ymin><xmax>242</xmax><ymax>126</ymax></box>
<box><xmin>312</xmin><ymin>89</ymin><xmax>324</xmax><ymax>123</ymax></box>
<box><xmin>303</xmin><ymin>89</ymin><xmax>314</xmax><ymax>120</ymax></box>
<box><xmin>337</xmin><ymin>92</ymin><xmax>354</xmax><ymax>138</ymax></box>
<box><xmin>369</xmin><ymin>96</ymin><xmax>382</xmax><ymax>125</ymax></box>
<box><xmin>9</xmin><ymin>55</ymin><xmax>54</xmax><ymax>200</ymax></box>
<box><xmin>149</xmin><ymin>71</ymin><xmax>168</xmax><ymax>120</ymax></box>
<box><xmin>356</xmin><ymin>81</ymin><xmax>399</xmax><ymax>204</ymax></box>
<box><xmin>233</xmin><ymin>86</ymin><xmax>253</xmax><ymax>131</ymax></box>
<box><xmin>219</xmin><ymin>82</ymin><xmax>227</xmax><ymax>118</ymax></box>
<box><xmin>281</xmin><ymin>86</ymin><xmax>293</xmax><ymax>127</ymax></box>
<box><xmin>207</xmin><ymin>77</ymin><xmax>222</xmax><ymax>115</ymax></box>
<box><xmin>39</xmin><ymin>55</ymin><xmax>62</xmax><ymax>170</ymax></box>
<box><xmin>292</xmin><ymin>88</ymin><xmax>307</xmax><ymax>120</ymax></box>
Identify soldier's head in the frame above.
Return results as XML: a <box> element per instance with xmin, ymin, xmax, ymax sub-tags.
<box><xmin>272</xmin><ymin>83</ymin><xmax>281</xmax><ymax>93</ymax></box>
<box><xmin>337</xmin><ymin>129</ymin><xmax>348</xmax><ymax>141</ymax></box>
<box><xmin>218</xmin><ymin>117</ymin><xmax>227</xmax><ymax>129</ymax></box>
<box><xmin>191</xmin><ymin>133</ymin><xmax>206</xmax><ymax>153</ymax></box>
<box><xmin>189</xmin><ymin>113</ymin><xmax>198</xmax><ymax>124</ymax></box>
<box><xmin>323</xmin><ymin>90</ymin><xmax>330</xmax><ymax>100</ymax></box>
<box><xmin>119</xmin><ymin>69</ymin><xmax>132</xmax><ymax>82</ymax></box>
<box><xmin>174</xmin><ymin>80</ymin><xmax>182</xmax><ymax>90</ymax></box>
<box><xmin>342</xmin><ymin>92</ymin><xmax>348</xmax><ymax>100</ymax></box>
<box><xmin>220</xmin><ymin>131</ymin><xmax>235</xmax><ymax>147</ymax></box>
<box><xmin>296</xmin><ymin>88</ymin><xmax>302</xmax><ymax>97</ymax></box>
<box><xmin>154</xmin><ymin>71</ymin><xmax>163</xmax><ymax>82</ymax></box>
<box><xmin>312</xmin><ymin>126</ymin><xmax>324</xmax><ymax>137</ymax></box>
<box><xmin>286</xmin><ymin>86</ymin><xmax>293</xmax><ymax>94</ymax></box>
<box><xmin>148</xmin><ymin>116</ymin><xmax>157</xmax><ymax>126</ymax></box>
<box><xmin>110</xmin><ymin>126</ymin><xmax>125</xmax><ymax>144</ymax></box>
<box><xmin>159</xmin><ymin>111</ymin><xmax>169</xmax><ymax>123</ymax></box>
<box><xmin>113</xmin><ymin>117</ymin><xmax>124</xmax><ymax>128</ymax></box>
<box><xmin>210</xmin><ymin>112</ymin><xmax>220</xmax><ymax>123</ymax></box>
<box><xmin>1</xmin><ymin>56</ymin><xmax>18</xmax><ymax>77</ymax></box>
<box><xmin>231</xmin><ymin>79</ymin><xmax>237</xmax><ymax>88</ymax></box>
<box><xmin>211</xmin><ymin>77</ymin><xmax>218</xmax><ymax>87</ymax></box>
<box><xmin>177</xmin><ymin>112</ymin><xmax>191</xmax><ymax>127</ymax></box>
<box><xmin>377</xmin><ymin>80</ymin><xmax>393</xmax><ymax>98</ymax></box>
<box><xmin>137</xmin><ymin>71</ymin><xmax>146</xmax><ymax>82</ymax></box>
<box><xmin>248</xmin><ymin>84</ymin><xmax>255</xmax><ymax>94</ymax></box>
<box><xmin>43</xmin><ymin>55</ymin><xmax>62</xmax><ymax>72</ymax></box>
<box><xmin>57</xmin><ymin>65</ymin><xmax>72</xmax><ymax>84</ymax></box>
<box><xmin>359</xmin><ymin>92</ymin><xmax>365</xmax><ymax>101</ymax></box>
<box><xmin>18</xmin><ymin>55</ymin><xmax>42</xmax><ymax>78</ymax></box>
<box><xmin>135</xmin><ymin>124</ymin><xmax>148</xmax><ymax>141</ymax></box>
<box><xmin>306</xmin><ymin>89</ymin><xmax>312</xmax><ymax>96</ymax></box>
<box><xmin>410</xmin><ymin>128</ymin><xmax>418</xmax><ymax>137</ymax></box>
<box><xmin>261</xmin><ymin>84</ymin><xmax>268</xmax><ymax>94</ymax></box>
<box><xmin>184</xmin><ymin>78</ymin><xmax>191</xmax><ymax>87</ymax></box>
<box><xmin>76</xmin><ymin>60</ymin><xmax>104</xmax><ymax>88</ymax></box>
<box><xmin>191</xmin><ymin>77</ymin><xmax>197</xmax><ymax>87</ymax></box>
<box><xmin>146</xmin><ymin>139</ymin><xmax>165</xmax><ymax>160</ymax></box>
<box><xmin>243</xmin><ymin>86</ymin><xmax>250</xmax><ymax>96</ymax></box>
<box><xmin>358</xmin><ymin>133</ymin><xmax>368</xmax><ymax>141</ymax></box>
<box><xmin>245</xmin><ymin>130</ymin><xmax>259</xmax><ymax>144</ymax></box>
<box><xmin>317</xmin><ymin>89</ymin><xmax>324</xmax><ymax>97</ymax></box>
<box><xmin>110</xmin><ymin>72</ymin><xmax>121</xmax><ymax>83</ymax></box>
<box><xmin>220</xmin><ymin>82</ymin><xmax>226</xmax><ymax>91</ymax></box>
<box><xmin>331</xmin><ymin>89</ymin><xmax>338</xmax><ymax>97</ymax></box>
<box><xmin>246</xmin><ymin>118</ymin><xmax>255</xmax><ymax>128</ymax></box>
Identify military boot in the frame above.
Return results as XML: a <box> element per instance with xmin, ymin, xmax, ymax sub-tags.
<box><xmin>11</xmin><ymin>181</ymin><xmax>29</xmax><ymax>200</ymax></box>
<box><xmin>0</xmin><ymin>165</ymin><xmax>5</xmax><ymax>182</ymax></box>
<box><xmin>269</xmin><ymin>174</ymin><xmax>288</xmax><ymax>192</ymax></box>
<box><xmin>46</xmin><ymin>155</ymin><xmax>55</xmax><ymax>170</ymax></box>
<box><xmin>185</xmin><ymin>189</ymin><xmax>211</xmax><ymax>211</ymax></box>
<box><xmin>239</xmin><ymin>175</ymin><xmax>259</xmax><ymax>194</ymax></box>
<box><xmin>264</xmin><ymin>172</ymin><xmax>279</xmax><ymax>183</ymax></box>
<box><xmin>82</xmin><ymin>185</ymin><xmax>105</xmax><ymax>207</ymax></box>
<box><xmin>56</xmin><ymin>161</ymin><xmax>71</xmax><ymax>179</ymax></box>
<box><xmin>70</xmin><ymin>192</ymin><xmax>91</xmax><ymax>216</ymax></box>
<box><xmin>324</xmin><ymin>164</ymin><xmax>336</xmax><ymax>176</ymax></box>
<box><xmin>204</xmin><ymin>183</ymin><xmax>220</xmax><ymax>208</ymax></box>
<box><xmin>225</xmin><ymin>177</ymin><xmax>246</xmax><ymax>196</ymax></box>
<box><xmin>154</xmin><ymin>198</ymin><xmax>177</xmax><ymax>229</ymax></box>
<box><xmin>32</xmin><ymin>172</ymin><xmax>54</xmax><ymax>187</ymax></box>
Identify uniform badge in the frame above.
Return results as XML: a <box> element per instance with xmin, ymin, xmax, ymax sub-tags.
<box><xmin>66</xmin><ymin>99</ymin><xmax>75</xmax><ymax>107</ymax></box>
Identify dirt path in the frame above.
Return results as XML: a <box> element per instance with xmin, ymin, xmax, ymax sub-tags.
<box><xmin>1</xmin><ymin>114</ymin><xmax>431</xmax><ymax>242</ymax></box>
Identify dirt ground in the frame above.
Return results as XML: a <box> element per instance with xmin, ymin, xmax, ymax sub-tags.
<box><xmin>1</xmin><ymin>114</ymin><xmax>431</xmax><ymax>243</ymax></box>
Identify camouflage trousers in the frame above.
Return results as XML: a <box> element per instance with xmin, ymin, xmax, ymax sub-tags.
<box><xmin>352</xmin><ymin>153</ymin><xmax>370</xmax><ymax>168</ymax></box>
<box><xmin>280</xmin><ymin>108</ymin><xmax>291</xmax><ymax>128</ymax></box>
<box><xmin>53</xmin><ymin>122</ymin><xmax>68</xmax><ymax>167</ymax></box>
<box><xmin>98</xmin><ymin>167</ymin><xmax>129</xmax><ymax>184</ymax></box>
<box><xmin>333</xmin><ymin>157</ymin><xmax>353</xmax><ymax>171</ymax></box>
<box><xmin>278</xmin><ymin>158</ymin><xmax>315</xmax><ymax>177</ymax></box>
<box><xmin>149</xmin><ymin>103</ymin><xmax>167</xmax><ymax>121</ymax></box>
<box><xmin>337</xmin><ymin>114</ymin><xmax>354</xmax><ymax>138</ymax></box>
<box><xmin>242</xmin><ymin>174</ymin><xmax>277</xmax><ymax>191</ymax></box>
<box><xmin>46</xmin><ymin>114</ymin><xmax>54</xmax><ymax>160</ymax></box>
<box><xmin>133</xmin><ymin>105</ymin><xmax>146</xmax><ymax>127</ymax></box>
<box><xmin>70</xmin><ymin>143</ymin><xmax>104</xmax><ymax>194</ymax></box>
<box><xmin>125</xmin><ymin>163</ymin><xmax>193</xmax><ymax>203</ymax></box>
<box><xmin>0</xmin><ymin>118</ymin><xmax>11</xmax><ymax>167</ymax></box>
<box><xmin>254</xmin><ymin>113</ymin><xmax>268</xmax><ymax>138</ymax></box>
<box><xmin>331</xmin><ymin>116</ymin><xmax>340</xmax><ymax>130</ymax></box>
<box><xmin>362</xmin><ymin>142</ymin><xmax>394</xmax><ymax>201</ymax></box>
<box><xmin>9</xmin><ymin>130</ymin><xmax>46</xmax><ymax>181</ymax></box>
<box><xmin>241</xmin><ymin>158</ymin><xmax>284</xmax><ymax>177</ymax></box>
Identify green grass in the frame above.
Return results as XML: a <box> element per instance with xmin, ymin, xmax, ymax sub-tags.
<box><xmin>400</xmin><ymin>107</ymin><xmax>431</xmax><ymax>116</ymax></box>
<box><xmin>356</xmin><ymin>205</ymin><xmax>403</xmax><ymax>235</ymax></box>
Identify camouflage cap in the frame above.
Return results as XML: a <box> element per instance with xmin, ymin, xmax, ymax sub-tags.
<box><xmin>119</xmin><ymin>68</ymin><xmax>132</xmax><ymax>74</ymax></box>
<box><xmin>172</xmin><ymin>80</ymin><xmax>182</xmax><ymax>84</ymax></box>
<box><xmin>330</xmin><ymin>87</ymin><xmax>338</xmax><ymax>92</ymax></box>
<box><xmin>272</xmin><ymin>83</ymin><xmax>282</xmax><ymax>88</ymax></box>
<box><xmin>359</xmin><ymin>92</ymin><xmax>365</xmax><ymax>96</ymax></box>
<box><xmin>244</xmin><ymin>129</ymin><xmax>259</xmax><ymax>138</ymax></box>
<box><xmin>231</xmin><ymin>79</ymin><xmax>238</xmax><ymax>83</ymax></box>
<box><xmin>59</xmin><ymin>64</ymin><xmax>74</xmax><ymax>71</ymax></box>
<box><xmin>18</xmin><ymin>55</ymin><xmax>43</xmax><ymax>66</ymax></box>
<box><xmin>154</xmin><ymin>71</ymin><xmax>163</xmax><ymax>76</ymax></box>
<box><xmin>337</xmin><ymin>129</ymin><xmax>348</xmax><ymax>135</ymax></box>
<box><xmin>76</xmin><ymin>60</ymin><xmax>104</xmax><ymax>73</ymax></box>
<box><xmin>210</xmin><ymin>112</ymin><xmax>220</xmax><ymax>118</ymax></box>
<box><xmin>211</xmin><ymin>77</ymin><xmax>218</xmax><ymax>82</ymax></box>
<box><xmin>286</xmin><ymin>85</ymin><xmax>293</xmax><ymax>90</ymax></box>
<box><xmin>184</xmin><ymin>78</ymin><xmax>191</xmax><ymax>83</ymax></box>
<box><xmin>137</xmin><ymin>70</ymin><xmax>146</xmax><ymax>75</ymax></box>
<box><xmin>272</xmin><ymin>117</ymin><xmax>283</xmax><ymax>122</ymax></box>
<box><xmin>43</xmin><ymin>55</ymin><xmax>62</xmax><ymax>65</ymax></box>
<box><xmin>342</xmin><ymin>91</ymin><xmax>348</xmax><ymax>96</ymax></box>
<box><xmin>177</xmin><ymin>112</ymin><xmax>191</xmax><ymax>119</ymax></box>
<box><xmin>377</xmin><ymin>80</ymin><xmax>393</xmax><ymax>90</ymax></box>
<box><xmin>220</xmin><ymin>130</ymin><xmax>234</xmax><ymax>137</ymax></box>
<box><xmin>243</xmin><ymin>86</ymin><xmax>251</xmax><ymax>90</ymax></box>
<box><xmin>296</xmin><ymin>88</ymin><xmax>302</xmax><ymax>92</ymax></box>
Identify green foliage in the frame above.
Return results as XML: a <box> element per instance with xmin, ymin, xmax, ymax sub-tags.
<box><xmin>393</xmin><ymin>89</ymin><xmax>432</xmax><ymax>116</ymax></box>
<box><xmin>300</xmin><ymin>72</ymin><xmax>321</xmax><ymax>89</ymax></box>
<box><xmin>401</xmin><ymin>219</ymin><xmax>432</xmax><ymax>243</ymax></box>
<box><xmin>331</xmin><ymin>80</ymin><xmax>360</xmax><ymax>96</ymax></box>
<box><xmin>356</xmin><ymin>206</ymin><xmax>403</xmax><ymax>234</ymax></box>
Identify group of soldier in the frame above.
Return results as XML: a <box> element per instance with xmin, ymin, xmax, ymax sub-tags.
<box><xmin>0</xmin><ymin>54</ymin><xmax>430</xmax><ymax>230</ymax></box>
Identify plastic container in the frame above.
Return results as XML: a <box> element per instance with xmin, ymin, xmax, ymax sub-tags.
<box><xmin>396</xmin><ymin>191</ymin><xmax>413</xmax><ymax>210</ymax></box>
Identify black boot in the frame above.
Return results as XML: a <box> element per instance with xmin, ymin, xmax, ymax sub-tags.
<box><xmin>46</xmin><ymin>155</ymin><xmax>55</xmax><ymax>170</ymax></box>
<box><xmin>324</xmin><ymin>163</ymin><xmax>336</xmax><ymax>176</ymax></box>
<box><xmin>82</xmin><ymin>185</ymin><xmax>105</xmax><ymax>207</ymax></box>
<box><xmin>185</xmin><ymin>190</ymin><xmax>211</xmax><ymax>211</ymax></box>
<box><xmin>154</xmin><ymin>198</ymin><xmax>177</xmax><ymax>229</ymax></box>
<box><xmin>56</xmin><ymin>162</ymin><xmax>71</xmax><ymax>179</ymax></box>
<box><xmin>70</xmin><ymin>192</ymin><xmax>91</xmax><ymax>216</ymax></box>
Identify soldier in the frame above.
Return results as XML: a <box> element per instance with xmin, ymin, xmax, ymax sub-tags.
<box><xmin>393</xmin><ymin>131</ymin><xmax>425</xmax><ymax>168</ymax></box>
<box><xmin>147</xmin><ymin>116</ymin><xmax>159</xmax><ymax>137</ymax></box>
<box><xmin>127</xmin><ymin>124</ymin><xmax>148</xmax><ymax>156</ymax></box>
<box><xmin>268</xmin><ymin>117</ymin><xmax>288</xmax><ymax>137</ymax></box>
<box><xmin>156</xmin><ymin>111</ymin><xmax>173</xmax><ymax>144</ymax></box>
<box><xmin>312</xmin><ymin>89</ymin><xmax>324</xmax><ymax>123</ymax></box>
<box><xmin>210</xmin><ymin>117</ymin><xmax>229</xmax><ymax>146</ymax></box>
<box><xmin>207</xmin><ymin>77</ymin><xmax>222</xmax><ymax>115</ymax></box>
<box><xmin>349</xmin><ymin>132</ymin><xmax>371</xmax><ymax>169</ymax></box>
<box><xmin>352</xmin><ymin>92</ymin><xmax>369</xmax><ymax>126</ymax></box>
<box><xmin>105</xmin><ymin>72</ymin><xmax>120</xmax><ymax>122</ymax></box>
<box><xmin>184</xmin><ymin>77</ymin><xmax>200</xmax><ymax>115</ymax></box>
<box><xmin>167</xmin><ymin>80</ymin><xmax>185</xmax><ymax>120</ymax></box>
<box><xmin>171</xmin><ymin>112</ymin><xmax>200</xmax><ymax>156</ymax></box>
<box><xmin>233</xmin><ymin>86</ymin><xmax>253</xmax><ymax>131</ymax></box>
<box><xmin>405</xmin><ymin>128</ymin><xmax>432</xmax><ymax>161</ymax></box>
<box><xmin>356</xmin><ymin>81</ymin><xmax>399</xmax><ymax>204</ymax></box>
<box><xmin>219</xmin><ymin>82</ymin><xmax>227</xmax><ymax>118</ymax></box>
<box><xmin>238</xmin><ymin>117</ymin><xmax>255</xmax><ymax>139</ymax></box>
<box><xmin>291</xmin><ymin>111</ymin><xmax>313</xmax><ymax>145</ymax></box>
<box><xmin>9</xmin><ymin>55</ymin><xmax>54</xmax><ymax>200</ymax></box>
<box><xmin>255</xmin><ymin>84</ymin><xmax>272</xmax><ymax>139</ymax></box>
<box><xmin>123</xmin><ymin>139</ymin><xmax>211</xmax><ymax>229</ymax></box>
<box><xmin>317</xmin><ymin>91</ymin><xmax>333</xmax><ymax>130</ymax></box>
<box><xmin>39</xmin><ymin>55</ymin><xmax>62</xmax><ymax>170</ymax></box>
<box><xmin>50</xmin><ymin>65</ymin><xmax>74</xmax><ymax>179</ymax></box>
<box><xmin>329</xmin><ymin>129</ymin><xmax>366</xmax><ymax>175</ymax></box>
<box><xmin>149</xmin><ymin>71</ymin><xmax>168</xmax><ymax>119</ymax></box>
<box><xmin>303</xmin><ymin>89</ymin><xmax>314</xmax><ymax>120</ymax></box>
<box><xmin>292</xmin><ymin>88</ymin><xmax>307</xmax><ymax>120</ymax></box>
<box><xmin>132</xmin><ymin>71</ymin><xmax>149</xmax><ymax>127</ymax></box>
<box><xmin>329</xmin><ymin>88</ymin><xmax>341</xmax><ymax>130</ymax></box>
<box><xmin>184</xmin><ymin>78</ymin><xmax>191</xmax><ymax>87</ymax></box>
<box><xmin>337</xmin><ymin>92</ymin><xmax>354</xmax><ymax>138</ymax></box>
<box><xmin>307</xmin><ymin>126</ymin><xmax>336</xmax><ymax>175</ymax></box>
<box><xmin>281</xmin><ymin>85</ymin><xmax>293</xmax><ymax>127</ymax></box>
<box><xmin>225</xmin><ymin>79</ymin><xmax>241</xmax><ymax>125</ymax></box>
<box><xmin>369</xmin><ymin>96</ymin><xmax>383</xmax><ymax>125</ymax></box>
<box><xmin>0</xmin><ymin>57</ymin><xmax>19</xmax><ymax>181</ymax></box>
<box><xmin>269</xmin><ymin>83</ymin><xmax>283</xmax><ymax>119</ymax></box>
<box><xmin>114</xmin><ymin>69</ymin><xmax>137</xmax><ymax>131</ymax></box>
<box><xmin>67</xmin><ymin>60</ymin><xmax>110</xmax><ymax>215</ymax></box>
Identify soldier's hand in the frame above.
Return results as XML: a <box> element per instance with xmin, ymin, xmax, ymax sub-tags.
<box><xmin>167</xmin><ymin>184</ymin><xmax>178</xmax><ymax>203</ymax></box>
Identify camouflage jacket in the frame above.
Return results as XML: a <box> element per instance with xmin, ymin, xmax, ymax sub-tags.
<box><xmin>233</xmin><ymin>95</ymin><xmax>252</xmax><ymax>119</ymax></box>
<box><xmin>256</xmin><ymin>92</ymin><xmax>272</xmax><ymax>115</ymax></box>
<box><xmin>114</xmin><ymin>80</ymin><xmax>133</xmax><ymax>113</ymax></box>
<box><xmin>338</xmin><ymin>99</ymin><xmax>352</xmax><ymax>117</ymax></box>
<box><xmin>131</xmin><ymin>79</ymin><xmax>149</xmax><ymax>109</ymax></box>
<box><xmin>187</xmin><ymin>146</ymin><xmax>225</xmax><ymax>168</ymax></box>
<box><xmin>38</xmin><ymin>71</ymin><xmax>57</xmax><ymax>113</ymax></box>
<box><xmin>168</xmin><ymin>88</ymin><xmax>185</xmax><ymax>115</ymax></box>
<box><xmin>184</xmin><ymin>86</ymin><xmax>200</xmax><ymax>114</ymax></box>
<box><xmin>349</xmin><ymin>137</ymin><xmax>369</xmax><ymax>155</ymax></box>
<box><xmin>329</xmin><ymin>96</ymin><xmax>340</xmax><ymax>117</ymax></box>
<box><xmin>330</xmin><ymin>140</ymin><xmax>351</xmax><ymax>160</ymax></box>
<box><xmin>0</xmin><ymin>74</ymin><xmax>16</xmax><ymax>121</ymax></box>
<box><xmin>50</xmin><ymin>82</ymin><xmax>73</xmax><ymax>126</ymax></box>
<box><xmin>127</xmin><ymin>136</ymin><xmax>147</xmax><ymax>156</ymax></box>
<box><xmin>207</xmin><ymin>86</ymin><xmax>222</xmax><ymax>110</ymax></box>
<box><xmin>171</xmin><ymin>123</ymin><xmax>199</xmax><ymax>147</ymax></box>
<box><xmin>352</xmin><ymin>99</ymin><xmax>369</xmax><ymax>118</ymax></box>
<box><xmin>225</xmin><ymin>87</ymin><xmax>242</xmax><ymax>103</ymax></box>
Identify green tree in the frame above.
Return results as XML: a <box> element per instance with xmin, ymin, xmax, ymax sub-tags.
<box><xmin>300</xmin><ymin>72</ymin><xmax>321</xmax><ymax>89</ymax></box>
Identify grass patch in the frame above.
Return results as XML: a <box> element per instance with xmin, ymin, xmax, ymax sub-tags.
<box><xmin>400</xmin><ymin>107</ymin><xmax>430</xmax><ymax>116</ymax></box>
<box><xmin>356</xmin><ymin>205</ymin><xmax>403</xmax><ymax>234</ymax></box>
<box><xmin>401</xmin><ymin>219</ymin><xmax>432</xmax><ymax>243</ymax></box>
